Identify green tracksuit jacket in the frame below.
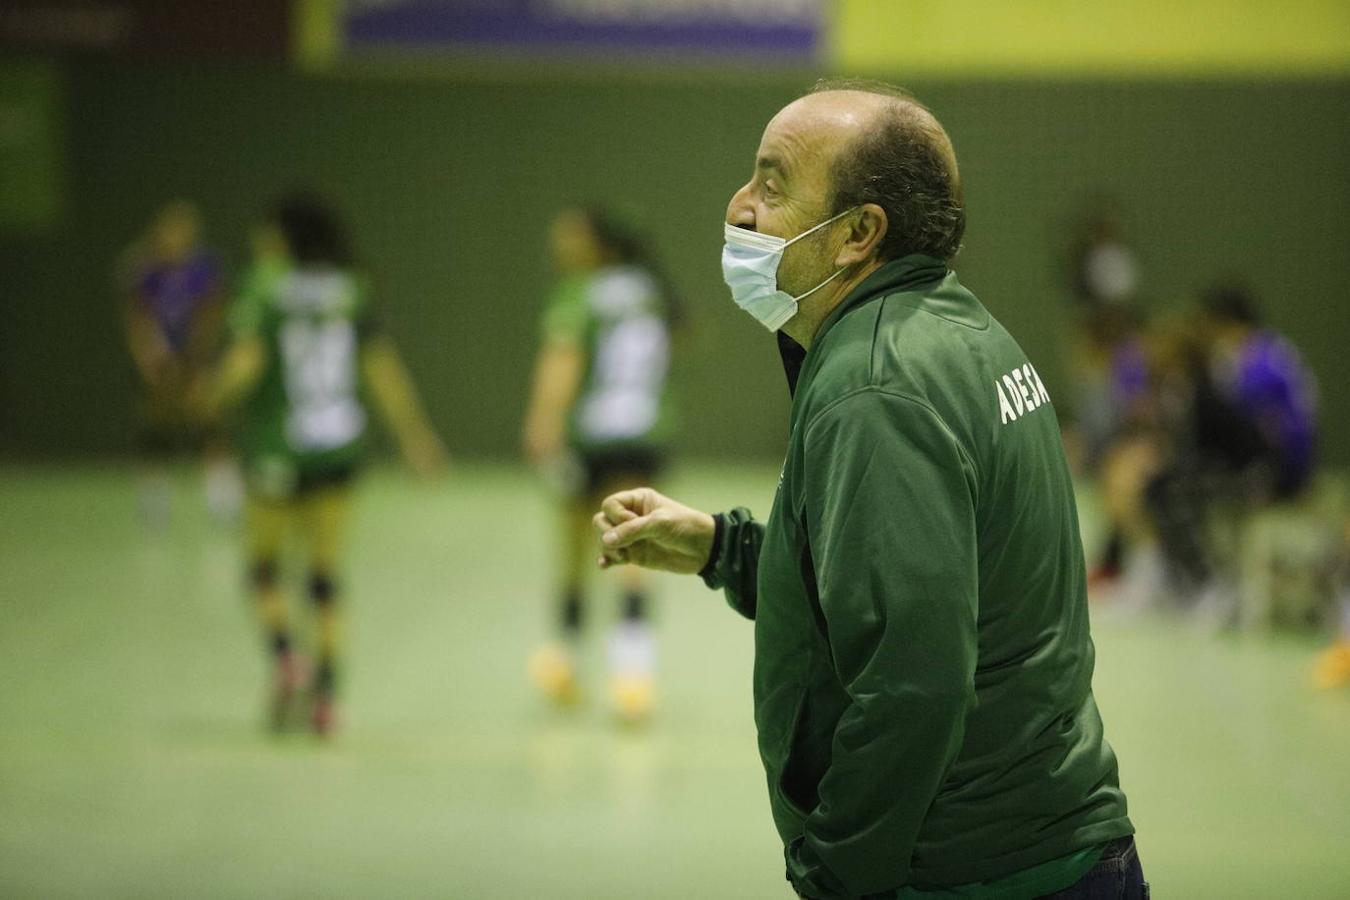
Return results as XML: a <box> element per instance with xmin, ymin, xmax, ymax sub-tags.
<box><xmin>701</xmin><ymin>255</ymin><xmax>1132</xmax><ymax>899</ymax></box>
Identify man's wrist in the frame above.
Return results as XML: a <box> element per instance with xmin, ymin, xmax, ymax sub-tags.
<box><xmin>697</xmin><ymin>512</ymin><xmax>725</xmax><ymax>581</ymax></box>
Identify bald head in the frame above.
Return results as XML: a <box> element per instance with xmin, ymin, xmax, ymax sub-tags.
<box><xmin>801</xmin><ymin>80</ymin><xmax>965</xmax><ymax>262</ymax></box>
<box><xmin>754</xmin><ymin>91</ymin><xmax>891</xmax><ymax>198</ymax></box>
<box><xmin>769</xmin><ymin>88</ymin><xmax>895</xmax><ymax>144</ymax></box>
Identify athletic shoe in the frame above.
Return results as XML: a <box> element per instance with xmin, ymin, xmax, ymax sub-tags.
<box><xmin>610</xmin><ymin>673</ymin><xmax>655</xmax><ymax>726</ymax></box>
<box><xmin>607</xmin><ymin>622</ymin><xmax>656</xmax><ymax>725</ymax></box>
<box><xmin>1190</xmin><ymin>577</ymin><xmax>1240</xmax><ymax>632</ymax></box>
<box><xmin>529</xmin><ymin>643</ymin><xmax>580</xmax><ymax>708</ymax></box>
<box><xmin>311</xmin><ymin>690</ymin><xmax>336</xmax><ymax>736</ymax></box>
<box><xmin>268</xmin><ymin>650</ymin><xmax>303</xmax><ymax>732</ymax></box>
<box><xmin>1086</xmin><ymin>563</ymin><xmax>1120</xmax><ymax>596</ymax></box>
<box><xmin>1095</xmin><ymin>544</ymin><xmax>1171</xmax><ymax>617</ymax></box>
<box><xmin>204</xmin><ymin>457</ymin><xmax>244</xmax><ymax>525</ymax></box>
<box><xmin>1312</xmin><ymin>640</ymin><xmax>1350</xmax><ymax>690</ymax></box>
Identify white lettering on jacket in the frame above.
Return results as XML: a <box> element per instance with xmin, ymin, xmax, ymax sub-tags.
<box><xmin>997</xmin><ymin>362</ymin><xmax>1052</xmax><ymax>424</ymax></box>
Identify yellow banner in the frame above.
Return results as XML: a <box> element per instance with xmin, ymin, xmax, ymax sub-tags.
<box><xmin>830</xmin><ymin>0</ymin><xmax>1350</xmax><ymax>76</ymax></box>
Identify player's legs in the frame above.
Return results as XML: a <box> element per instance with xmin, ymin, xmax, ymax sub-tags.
<box><xmin>559</xmin><ymin>493</ymin><xmax>594</xmax><ymax>637</ymax></box>
<box><xmin>179</xmin><ymin>361</ymin><xmax>242</xmax><ymax>526</ymax></box>
<box><xmin>134</xmin><ymin>388</ymin><xmax>184</xmax><ymax>530</ymax></box>
<box><xmin>245</xmin><ymin>493</ymin><xmax>299</xmax><ymax>729</ymax></box>
<box><xmin>529</xmin><ymin>448</ymin><xmax>664</xmax><ymax>716</ymax></box>
<box><xmin>1313</xmin><ymin>521</ymin><xmax>1350</xmax><ymax>690</ymax></box>
<box><xmin>202</xmin><ymin>439</ymin><xmax>244</xmax><ymax>526</ymax></box>
<box><xmin>1145</xmin><ymin>459</ymin><xmax>1220</xmax><ymax>603</ymax></box>
<box><xmin>298</xmin><ymin>480</ymin><xmax>353</xmax><ymax>734</ymax></box>
<box><xmin>595</xmin><ymin>460</ymin><xmax>662</xmax><ymax>725</ymax></box>
<box><xmin>1092</xmin><ymin>435</ymin><xmax>1167</xmax><ymax>610</ymax></box>
<box><xmin>528</xmin><ymin>495</ymin><xmax>592</xmax><ymax>707</ymax></box>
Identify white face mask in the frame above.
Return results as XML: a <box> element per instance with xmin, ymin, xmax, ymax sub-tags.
<box><xmin>720</xmin><ymin>207</ymin><xmax>856</xmax><ymax>332</ymax></box>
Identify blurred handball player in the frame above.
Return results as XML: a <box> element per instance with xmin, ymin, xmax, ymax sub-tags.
<box><xmin>523</xmin><ymin>207</ymin><xmax>679</xmax><ymax>723</ymax></box>
<box><xmin>117</xmin><ymin>200</ymin><xmax>238</xmax><ymax>525</ymax></box>
<box><xmin>203</xmin><ymin>192</ymin><xmax>446</xmax><ymax>735</ymax></box>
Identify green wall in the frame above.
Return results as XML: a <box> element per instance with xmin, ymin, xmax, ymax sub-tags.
<box><xmin>2</xmin><ymin>60</ymin><xmax>1347</xmax><ymax>463</ymax></box>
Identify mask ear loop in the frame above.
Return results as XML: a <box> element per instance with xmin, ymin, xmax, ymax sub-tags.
<box><xmin>783</xmin><ymin>205</ymin><xmax>860</xmax><ymax>249</ymax></box>
<box><xmin>789</xmin><ymin>263</ymin><xmax>848</xmax><ymax>303</ymax></box>
<box><xmin>786</xmin><ymin>206</ymin><xmax>860</xmax><ymax>301</ymax></box>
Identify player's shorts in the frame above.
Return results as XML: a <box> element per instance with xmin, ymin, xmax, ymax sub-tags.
<box><xmin>578</xmin><ymin>446</ymin><xmax>666</xmax><ymax>497</ymax></box>
<box><xmin>246</xmin><ymin>456</ymin><xmax>360</xmax><ymax>503</ymax></box>
<box><xmin>137</xmin><ymin>419</ymin><xmax>211</xmax><ymax>457</ymax></box>
<box><xmin>135</xmin><ymin>375</ymin><xmax>212</xmax><ymax>457</ymax></box>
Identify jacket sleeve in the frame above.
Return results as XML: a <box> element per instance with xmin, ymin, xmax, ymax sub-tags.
<box><xmin>788</xmin><ymin>389</ymin><xmax>979</xmax><ymax>899</ymax></box>
<box><xmin>699</xmin><ymin>507</ymin><xmax>763</xmax><ymax>620</ymax></box>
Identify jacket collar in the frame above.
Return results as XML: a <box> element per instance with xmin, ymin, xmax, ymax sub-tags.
<box><xmin>776</xmin><ymin>253</ymin><xmax>949</xmax><ymax>396</ymax></box>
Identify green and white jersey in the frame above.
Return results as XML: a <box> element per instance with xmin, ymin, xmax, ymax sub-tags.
<box><xmin>542</xmin><ymin>264</ymin><xmax>673</xmax><ymax>453</ymax></box>
<box><xmin>229</xmin><ymin>262</ymin><xmax>376</xmax><ymax>492</ymax></box>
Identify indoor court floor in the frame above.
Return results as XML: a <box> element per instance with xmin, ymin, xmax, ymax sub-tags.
<box><xmin>2</xmin><ymin>464</ymin><xmax>1348</xmax><ymax>898</ymax></box>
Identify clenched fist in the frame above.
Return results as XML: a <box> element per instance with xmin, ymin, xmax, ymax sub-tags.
<box><xmin>593</xmin><ymin>488</ymin><xmax>717</xmax><ymax>575</ymax></box>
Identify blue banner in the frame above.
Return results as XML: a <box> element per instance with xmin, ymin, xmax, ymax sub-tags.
<box><xmin>343</xmin><ymin>0</ymin><xmax>825</xmax><ymax>60</ymax></box>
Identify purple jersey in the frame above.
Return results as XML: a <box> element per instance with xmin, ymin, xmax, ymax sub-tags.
<box><xmin>1110</xmin><ymin>335</ymin><xmax>1150</xmax><ymax>420</ymax></box>
<box><xmin>1224</xmin><ymin>331</ymin><xmax>1318</xmax><ymax>480</ymax></box>
<box><xmin>133</xmin><ymin>249</ymin><xmax>220</xmax><ymax>354</ymax></box>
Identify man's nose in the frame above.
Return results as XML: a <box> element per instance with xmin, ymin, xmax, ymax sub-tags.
<box><xmin>725</xmin><ymin>182</ymin><xmax>755</xmax><ymax>228</ymax></box>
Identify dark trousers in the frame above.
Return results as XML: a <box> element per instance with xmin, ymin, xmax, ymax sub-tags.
<box><xmin>1041</xmin><ymin>837</ymin><xmax>1148</xmax><ymax>899</ymax></box>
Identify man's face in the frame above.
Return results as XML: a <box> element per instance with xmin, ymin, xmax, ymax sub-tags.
<box><xmin>725</xmin><ymin>95</ymin><xmax>865</xmax><ymax>298</ymax></box>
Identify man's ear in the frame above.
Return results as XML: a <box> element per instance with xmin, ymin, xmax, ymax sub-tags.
<box><xmin>835</xmin><ymin>203</ymin><xmax>887</xmax><ymax>267</ymax></box>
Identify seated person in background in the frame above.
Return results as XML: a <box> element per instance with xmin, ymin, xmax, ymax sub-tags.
<box><xmin>1076</xmin><ymin>304</ymin><xmax>1158</xmax><ymax>593</ymax></box>
<box><xmin>1070</xmin><ymin>303</ymin><xmax>1152</xmax><ymax>477</ymax></box>
<box><xmin>1195</xmin><ymin>284</ymin><xmax>1317</xmax><ymax>500</ymax></box>
<box><xmin>1145</xmin><ymin>284</ymin><xmax>1319</xmax><ymax>615</ymax></box>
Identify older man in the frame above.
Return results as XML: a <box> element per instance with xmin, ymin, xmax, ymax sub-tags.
<box><xmin>595</xmin><ymin>81</ymin><xmax>1143</xmax><ymax>899</ymax></box>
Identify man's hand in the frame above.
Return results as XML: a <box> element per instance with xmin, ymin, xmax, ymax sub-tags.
<box><xmin>592</xmin><ymin>488</ymin><xmax>716</xmax><ymax>575</ymax></box>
